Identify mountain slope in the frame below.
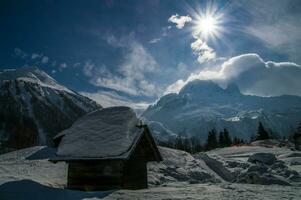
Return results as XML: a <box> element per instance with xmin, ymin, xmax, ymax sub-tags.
<box><xmin>143</xmin><ymin>80</ymin><xmax>301</xmax><ymax>141</ymax></box>
<box><xmin>0</xmin><ymin>67</ymin><xmax>101</xmax><ymax>150</ymax></box>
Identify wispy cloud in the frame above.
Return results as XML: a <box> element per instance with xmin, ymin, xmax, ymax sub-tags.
<box><xmin>239</xmin><ymin>0</ymin><xmax>301</xmax><ymax>64</ymax></box>
<box><xmin>73</xmin><ymin>62</ymin><xmax>81</xmax><ymax>68</ymax></box>
<box><xmin>168</xmin><ymin>14</ymin><xmax>192</xmax><ymax>29</ymax></box>
<box><xmin>162</xmin><ymin>26</ymin><xmax>172</xmax><ymax>36</ymax></box>
<box><xmin>51</xmin><ymin>61</ymin><xmax>57</xmax><ymax>67</ymax></box>
<box><xmin>80</xmin><ymin>90</ymin><xmax>150</xmax><ymax>110</ymax></box>
<box><xmin>83</xmin><ymin>35</ymin><xmax>161</xmax><ymax>97</ymax></box>
<box><xmin>59</xmin><ymin>63</ymin><xmax>67</xmax><ymax>71</ymax></box>
<box><xmin>14</xmin><ymin>49</ymin><xmax>51</xmax><ymax>65</ymax></box>
<box><xmin>149</xmin><ymin>38</ymin><xmax>161</xmax><ymax>44</ymax></box>
<box><xmin>31</xmin><ymin>53</ymin><xmax>41</xmax><ymax>60</ymax></box>
<box><xmin>41</xmin><ymin>56</ymin><xmax>49</xmax><ymax>64</ymax></box>
<box><xmin>83</xmin><ymin>60</ymin><xmax>95</xmax><ymax>77</ymax></box>
<box><xmin>13</xmin><ymin>48</ymin><xmax>28</xmax><ymax>59</ymax></box>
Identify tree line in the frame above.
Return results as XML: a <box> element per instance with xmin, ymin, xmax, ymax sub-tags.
<box><xmin>159</xmin><ymin>128</ymin><xmax>246</xmax><ymax>154</ymax></box>
<box><xmin>158</xmin><ymin>121</ymin><xmax>301</xmax><ymax>154</ymax></box>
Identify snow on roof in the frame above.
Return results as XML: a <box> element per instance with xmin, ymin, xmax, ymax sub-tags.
<box><xmin>55</xmin><ymin>106</ymin><xmax>143</xmax><ymax>159</ymax></box>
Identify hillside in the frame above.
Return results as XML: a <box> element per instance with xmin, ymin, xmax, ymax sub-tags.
<box><xmin>0</xmin><ymin>67</ymin><xmax>101</xmax><ymax>151</ymax></box>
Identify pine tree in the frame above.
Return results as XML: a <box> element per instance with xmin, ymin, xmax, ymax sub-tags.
<box><xmin>233</xmin><ymin>137</ymin><xmax>239</xmax><ymax>145</ymax></box>
<box><xmin>218</xmin><ymin>131</ymin><xmax>225</xmax><ymax>147</ymax></box>
<box><xmin>293</xmin><ymin>122</ymin><xmax>301</xmax><ymax>150</ymax></box>
<box><xmin>223</xmin><ymin>128</ymin><xmax>232</xmax><ymax>147</ymax></box>
<box><xmin>183</xmin><ymin>137</ymin><xmax>191</xmax><ymax>153</ymax></box>
<box><xmin>269</xmin><ymin>129</ymin><xmax>280</xmax><ymax>139</ymax></box>
<box><xmin>190</xmin><ymin>136</ymin><xmax>203</xmax><ymax>153</ymax></box>
<box><xmin>206</xmin><ymin>129</ymin><xmax>218</xmax><ymax>150</ymax></box>
<box><xmin>175</xmin><ymin>134</ymin><xmax>183</xmax><ymax>150</ymax></box>
<box><xmin>256</xmin><ymin>121</ymin><xmax>270</xmax><ymax>140</ymax></box>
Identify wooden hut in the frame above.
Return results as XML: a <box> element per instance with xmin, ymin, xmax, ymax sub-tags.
<box><xmin>50</xmin><ymin>106</ymin><xmax>162</xmax><ymax>191</ymax></box>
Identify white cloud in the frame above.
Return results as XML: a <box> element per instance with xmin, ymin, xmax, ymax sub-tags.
<box><xmin>191</xmin><ymin>36</ymin><xmax>216</xmax><ymax>64</ymax></box>
<box><xmin>164</xmin><ymin>79</ymin><xmax>186</xmax><ymax>94</ymax></box>
<box><xmin>165</xmin><ymin>53</ymin><xmax>301</xmax><ymax>97</ymax></box>
<box><xmin>168</xmin><ymin>14</ymin><xmax>192</xmax><ymax>29</ymax></box>
<box><xmin>80</xmin><ymin>91</ymin><xmax>150</xmax><ymax>110</ymax></box>
<box><xmin>41</xmin><ymin>56</ymin><xmax>49</xmax><ymax>64</ymax></box>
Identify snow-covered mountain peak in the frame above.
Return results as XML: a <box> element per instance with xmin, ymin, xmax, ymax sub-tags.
<box><xmin>143</xmin><ymin>79</ymin><xmax>301</xmax><ymax>140</ymax></box>
<box><xmin>179</xmin><ymin>80</ymin><xmax>223</xmax><ymax>96</ymax></box>
<box><xmin>0</xmin><ymin>66</ymin><xmax>71</xmax><ymax>93</ymax></box>
<box><xmin>0</xmin><ymin>67</ymin><xmax>101</xmax><ymax>149</ymax></box>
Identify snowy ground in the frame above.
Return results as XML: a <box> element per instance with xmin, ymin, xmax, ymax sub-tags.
<box><xmin>1</xmin><ymin>142</ymin><xmax>301</xmax><ymax>199</ymax></box>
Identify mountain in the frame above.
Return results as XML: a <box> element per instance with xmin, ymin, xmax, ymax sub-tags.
<box><xmin>0</xmin><ymin>67</ymin><xmax>101</xmax><ymax>150</ymax></box>
<box><xmin>147</xmin><ymin>121</ymin><xmax>177</xmax><ymax>143</ymax></box>
<box><xmin>143</xmin><ymin>80</ymin><xmax>301</xmax><ymax>141</ymax></box>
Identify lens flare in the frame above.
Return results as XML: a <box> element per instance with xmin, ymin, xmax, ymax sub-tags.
<box><xmin>190</xmin><ymin>3</ymin><xmax>225</xmax><ymax>41</ymax></box>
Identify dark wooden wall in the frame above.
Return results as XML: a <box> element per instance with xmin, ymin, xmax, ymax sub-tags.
<box><xmin>67</xmin><ymin>160</ymin><xmax>123</xmax><ymax>191</ymax></box>
<box><xmin>123</xmin><ymin>161</ymin><xmax>147</xmax><ymax>189</ymax></box>
<box><xmin>67</xmin><ymin>159</ymin><xmax>148</xmax><ymax>191</ymax></box>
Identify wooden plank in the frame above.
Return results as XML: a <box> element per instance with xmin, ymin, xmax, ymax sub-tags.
<box><xmin>67</xmin><ymin>161</ymin><xmax>124</xmax><ymax>191</ymax></box>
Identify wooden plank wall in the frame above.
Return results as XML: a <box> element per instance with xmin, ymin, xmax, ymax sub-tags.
<box><xmin>123</xmin><ymin>161</ymin><xmax>147</xmax><ymax>189</ymax></box>
<box><xmin>67</xmin><ymin>160</ymin><xmax>123</xmax><ymax>191</ymax></box>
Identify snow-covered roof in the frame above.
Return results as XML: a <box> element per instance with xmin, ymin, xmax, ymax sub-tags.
<box><xmin>53</xmin><ymin>106</ymin><xmax>145</xmax><ymax>160</ymax></box>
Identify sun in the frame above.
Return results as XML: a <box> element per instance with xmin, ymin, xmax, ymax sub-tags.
<box><xmin>190</xmin><ymin>4</ymin><xmax>225</xmax><ymax>41</ymax></box>
<box><xmin>197</xmin><ymin>15</ymin><xmax>218</xmax><ymax>36</ymax></box>
<box><xmin>194</xmin><ymin>14</ymin><xmax>221</xmax><ymax>40</ymax></box>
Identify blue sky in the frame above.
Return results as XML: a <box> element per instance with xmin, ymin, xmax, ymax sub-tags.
<box><xmin>1</xmin><ymin>0</ymin><xmax>301</xmax><ymax>108</ymax></box>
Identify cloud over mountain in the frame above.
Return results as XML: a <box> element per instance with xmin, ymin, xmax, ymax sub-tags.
<box><xmin>165</xmin><ymin>53</ymin><xmax>301</xmax><ymax>97</ymax></box>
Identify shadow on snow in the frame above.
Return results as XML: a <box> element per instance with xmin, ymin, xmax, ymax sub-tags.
<box><xmin>0</xmin><ymin>180</ymin><xmax>114</xmax><ymax>200</ymax></box>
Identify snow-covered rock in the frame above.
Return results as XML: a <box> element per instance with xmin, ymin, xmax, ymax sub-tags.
<box><xmin>143</xmin><ymin>79</ymin><xmax>301</xmax><ymax>140</ymax></box>
<box><xmin>251</xmin><ymin>139</ymin><xmax>295</xmax><ymax>149</ymax></box>
<box><xmin>0</xmin><ymin>67</ymin><xmax>101</xmax><ymax>151</ymax></box>
<box><xmin>148</xmin><ymin>147</ymin><xmax>219</xmax><ymax>186</ymax></box>
<box><xmin>204</xmin><ymin>144</ymin><xmax>301</xmax><ymax>186</ymax></box>
<box><xmin>248</xmin><ymin>153</ymin><xmax>277</xmax><ymax>165</ymax></box>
